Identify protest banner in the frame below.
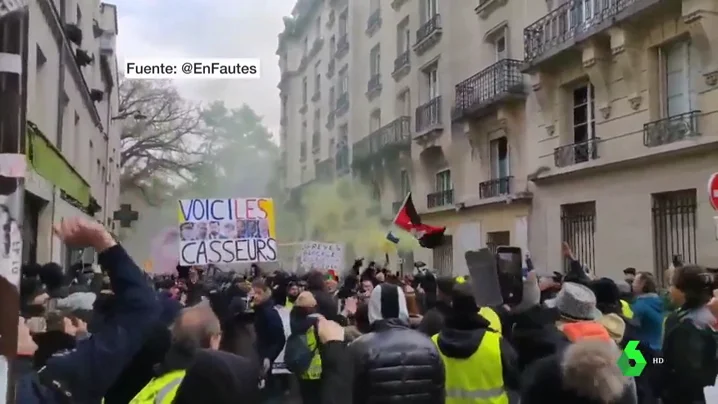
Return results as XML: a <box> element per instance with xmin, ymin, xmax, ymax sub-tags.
<box><xmin>176</xmin><ymin>197</ymin><xmax>278</xmax><ymax>266</ymax></box>
<box><xmin>299</xmin><ymin>242</ymin><xmax>344</xmax><ymax>270</ymax></box>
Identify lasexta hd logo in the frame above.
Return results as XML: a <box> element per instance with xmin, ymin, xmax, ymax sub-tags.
<box><xmin>617</xmin><ymin>340</ymin><xmax>664</xmax><ymax>376</ymax></box>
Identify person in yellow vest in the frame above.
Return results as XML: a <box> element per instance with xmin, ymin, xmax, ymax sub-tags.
<box><xmin>455</xmin><ymin>275</ymin><xmax>503</xmax><ymax>334</ymax></box>
<box><xmin>130</xmin><ymin>302</ymin><xmax>223</xmax><ymax>404</ymax></box>
<box><xmin>285</xmin><ymin>281</ymin><xmax>300</xmax><ymax>310</ymax></box>
<box><xmin>289</xmin><ymin>291</ymin><xmax>324</xmax><ymax>403</ymax></box>
<box><xmin>433</xmin><ymin>282</ymin><xmax>520</xmax><ymax>403</ymax></box>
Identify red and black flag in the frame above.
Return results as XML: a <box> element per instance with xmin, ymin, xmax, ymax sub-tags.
<box><xmin>391</xmin><ymin>192</ymin><xmax>446</xmax><ymax>249</ymax></box>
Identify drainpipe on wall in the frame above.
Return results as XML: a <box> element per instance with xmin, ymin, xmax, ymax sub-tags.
<box><xmin>49</xmin><ymin>0</ymin><xmax>67</xmax><ymax>261</ymax></box>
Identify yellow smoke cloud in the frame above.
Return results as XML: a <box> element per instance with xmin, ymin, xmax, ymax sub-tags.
<box><xmin>288</xmin><ymin>176</ymin><xmax>417</xmax><ymax>259</ymax></box>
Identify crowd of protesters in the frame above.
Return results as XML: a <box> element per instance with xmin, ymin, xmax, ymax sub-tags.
<box><xmin>13</xmin><ymin>216</ymin><xmax>718</xmax><ymax>403</ymax></box>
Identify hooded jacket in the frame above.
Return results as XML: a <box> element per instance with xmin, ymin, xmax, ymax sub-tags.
<box><xmin>631</xmin><ymin>293</ymin><xmax>664</xmax><ymax>350</ymax></box>
<box><xmin>521</xmin><ymin>339</ymin><xmax>637</xmax><ymax>404</ymax></box>
<box><xmin>253</xmin><ymin>297</ymin><xmax>286</xmax><ymax>365</ymax></box>
<box><xmin>16</xmin><ymin>245</ymin><xmax>161</xmax><ymax>404</ymax></box>
<box><xmin>349</xmin><ymin>283</ymin><xmax>445</xmax><ymax>404</ymax></box>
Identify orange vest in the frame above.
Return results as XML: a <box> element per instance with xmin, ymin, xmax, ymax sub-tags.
<box><xmin>560</xmin><ymin>321</ymin><xmax>612</xmax><ymax>342</ymax></box>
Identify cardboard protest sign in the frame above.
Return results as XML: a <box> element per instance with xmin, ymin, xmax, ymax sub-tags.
<box><xmin>299</xmin><ymin>242</ymin><xmax>344</xmax><ymax>270</ymax></box>
<box><xmin>465</xmin><ymin>249</ymin><xmax>503</xmax><ymax>308</ymax></box>
<box><xmin>177</xmin><ymin>198</ymin><xmax>278</xmax><ymax>265</ymax></box>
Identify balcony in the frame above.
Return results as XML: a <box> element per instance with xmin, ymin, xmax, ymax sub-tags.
<box><xmin>327</xmin><ymin>59</ymin><xmax>335</xmax><ymax>78</ymax></box>
<box><xmin>298</xmin><ymin>36</ymin><xmax>325</xmax><ymax>71</ymax></box>
<box><xmin>427</xmin><ymin>189</ymin><xmax>453</xmax><ymax>209</ymax></box>
<box><xmin>312</xmin><ymin>132</ymin><xmax>321</xmax><ymax>154</ymax></box>
<box><xmin>311</xmin><ymin>90</ymin><xmax>321</xmax><ymax>102</ymax></box>
<box><xmin>523</xmin><ymin>0</ymin><xmax>662</xmax><ymax>70</ymax></box>
<box><xmin>644</xmin><ymin>111</ymin><xmax>701</xmax><ymax>148</ymax></box>
<box><xmin>453</xmin><ymin>59</ymin><xmax>526</xmax><ymax>120</ymax></box>
<box><xmin>392</xmin><ymin>50</ymin><xmax>410</xmax><ymax>81</ymax></box>
<box><xmin>366</xmin><ymin>74</ymin><xmax>382</xmax><ymax>100</ymax></box>
<box><xmin>336</xmin><ymin>92</ymin><xmax>349</xmax><ymax>117</ymax></box>
<box><xmin>479</xmin><ymin>176</ymin><xmax>512</xmax><ymax>199</ymax></box>
<box><xmin>336</xmin><ymin>34</ymin><xmax>349</xmax><ymax>59</ymax></box>
<box><xmin>366</xmin><ymin>9</ymin><xmax>382</xmax><ymax>37</ymax></box>
<box><xmin>554</xmin><ymin>138</ymin><xmax>601</xmax><ymax>168</ymax></box>
<box><xmin>353</xmin><ymin>116</ymin><xmax>412</xmax><ymax>165</ymax></box>
<box><xmin>475</xmin><ymin>0</ymin><xmax>508</xmax><ymax>19</ymax></box>
<box><xmin>326</xmin><ymin>111</ymin><xmax>335</xmax><ymax>129</ymax></box>
<box><xmin>414</xmin><ymin>14</ymin><xmax>441</xmax><ymax>55</ymax></box>
<box><xmin>415</xmin><ymin>96</ymin><xmax>442</xmax><ymax>135</ymax></box>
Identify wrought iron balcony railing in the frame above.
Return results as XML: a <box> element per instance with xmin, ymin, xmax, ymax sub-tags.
<box><xmin>416</xmin><ymin>14</ymin><xmax>441</xmax><ymax>44</ymax></box>
<box><xmin>643</xmin><ymin>110</ymin><xmax>701</xmax><ymax>147</ymax></box>
<box><xmin>353</xmin><ymin>116</ymin><xmax>412</xmax><ymax>162</ymax></box>
<box><xmin>415</xmin><ymin>96</ymin><xmax>442</xmax><ymax>133</ymax></box>
<box><xmin>366</xmin><ymin>9</ymin><xmax>381</xmax><ymax>35</ymax></box>
<box><xmin>554</xmin><ymin>137</ymin><xmax>601</xmax><ymax>168</ymax></box>
<box><xmin>393</xmin><ymin>51</ymin><xmax>410</xmax><ymax>74</ymax></box>
<box><xmin>524</xmin><ymin>0</ymin><xmax>655</xmax><ymax>65</ymax></box>
<box><xmin>336</xmin><ymin>34</ymin><xmax>349</xmax><ymax>59</ymax></box>
<box><xmin>367</xmin><ymin>74</ymin><xmax>381</xmax><ymax>94</ymax></box>
<box><xmin>479</xmin><ymin>176</ymin><xmax>513</xmax><ymax>199</ymax></box>
<box><xmin>427</xmin><ymin>189</ymin><xmax>453</xmax><ymax>208</ymax></box>
<box><xmin>336</xmin><ymin>92</ymin><xmax>350</xmax><ymax>116</ymax></box>
<box><xmin>453</xmin><ymin>59</ymin><xmax>525</xmax><ymax>119</ymax></box>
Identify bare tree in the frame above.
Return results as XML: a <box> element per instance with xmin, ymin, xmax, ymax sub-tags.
<box><xmin>119</xmin><ymin>78</ymin><xmax>205</xmax><ymax>200</ymax></box>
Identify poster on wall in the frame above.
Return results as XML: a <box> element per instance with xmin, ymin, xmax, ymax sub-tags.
<box><xmin>177</xmin><ymin>197</ymin><xmax>278</xmax><ymax>265</ymax></box>
<box><xmin>299</xmin><ymin>242</ymin><xmax>344</xmax><ymax>270</ymax></box>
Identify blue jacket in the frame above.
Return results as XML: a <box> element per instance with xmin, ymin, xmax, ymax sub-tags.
<box><xmin>253</xmin><ymin>299</ymin><xmax>286</xmax><ymax>363</ymax></box>
<box><xmin>16</xmin><ymin>245</ymin><xmax>161</xmax><ymax>403</ymax></box>
<box><xmin>631</xmin><ymin>293</ymin><xmax>664</xmax><ymax>351</ymax></box>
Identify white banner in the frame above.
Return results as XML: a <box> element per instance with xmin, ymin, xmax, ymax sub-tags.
<box><xmin>299</xmin><ymin>242</ymin><xmax>344</xmax><ymax>270</ymax></box>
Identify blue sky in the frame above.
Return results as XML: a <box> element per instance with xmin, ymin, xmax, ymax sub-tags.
<box><xmin>112</xmin><ymin>0</ymin><xmax>295</xmax><ymax>132</ymax></box>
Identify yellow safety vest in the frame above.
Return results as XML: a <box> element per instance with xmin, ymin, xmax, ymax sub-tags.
<box><xmin>285</xmin><ymin>300</ymin><xmax>294</xmax><ymax>310</ymax></box>
<box><xmin>129</xmin><ymin>370</ymin><xmax>186</xmax><ymax>404</ymax></box>
<box><xmin>620</xmin><ymin>300</ymin><xmax>634</xmax><ymax>319</ymax></box>
<box><xmin>301</xmin><ymin>326</ymin><xmax>322</xmax><ymax>380</ymax></box>
<box><xmin>479</xmin><ymin>307</ymin><xmax>502</xmax><ymax>335</ymax></box>
<box><xmin>432</xmin><ymin>332</ymin><xmax>508</xmax><ymax>404</ymax></box>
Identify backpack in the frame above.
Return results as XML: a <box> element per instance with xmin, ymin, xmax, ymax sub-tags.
<box><xmin>283</xmin><ymin>327</ymin><xmax>319</xmax><ymax>375</ymax></box>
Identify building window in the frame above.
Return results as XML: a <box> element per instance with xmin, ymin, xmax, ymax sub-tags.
<box><xmin>397</xmin><ymin>18</ymin><xmax>410</xmax><ymax>54</ymax></box>
<box><xmin>494</xmin><ymin>31</ymin><xmax>507</xmax><ymax>60</ymax></box>
<box><xmin>314</xmin><ymin>109</ymin><xmax>321</xmax><ymax>129</ymax></box>
<box><xmin>314</xmin><ymin>62</ymin><xmax>321</xmax><ymax>94</ymax></box>
<box><xmin>486</xmin><ymin>231</ymin><xmax>511</xmax><ymax>253</ymax></box>
<box><xmin>330</xmin><ymin>35</ymin><xmax>336</xmax><ymax>53</ymax></box>
<box><xmin>370</xmin><ymin>109</ymin><xmax>381</xmax><ymax>132</ymax></box>
<box><xmin>339</xmin><ymin>9</ymin><xmax>348</xmax><ymax>36</ymax></box>
<box><xmin>370</xmin><ymin>44</ymin><xmax>381</xmax><ymax>77</ymax></box>
<box><xmin>560</xmin><ymin>201</ymin><xmax>596</xmax><ymax>274</ymax></box>
<box><xmin>336</xmin><ymin>124</ymin><xmax>349</xmax><ymax>171</ymax></box>
<box><xmin>651</xmin><ymin>189</ymin><xmax>697</xmax><ymax>284</ymax></box>
<box><xmin>329</xmin><ymin>86</ymin><xmax>335</xmax><ymax>110</ymax></box>
<box><xmin>302</xmin><ymin>120</ymin><xmax>307</xmax><ymax>140</ymax></box>
<box><xmin>400</xmin><ymin>170</ymin><xmax>410</xmax><ymax>195</ymax></box>
<box><xmin>315</xmin><ymin>16</ymin><xmax>321</xmax><ymax>35</ymax></box>
<box><xmin>397</xmin><ymin>89</ymin><xmax>411</xmax><ymax>116</ymax></box>
<box><xmin>303</xmin><ymin>37</ymin><xmax>309</xmax><ymax>56</ymax></box>
<box><xmin>433</xmin><ymin>235</ymin><xmax>453</xmax><ymax>276</ymax></box>
<box><xmin>659</xmin><ymin>40</ymin><xmax>696</xmax><ymax>118</ymax></box>
<box><xmin>339</xmin><ymin>67</ymin><xmax>349</xmax><ymax>94</ymax></box>
<box><xmin>571</xmin><ymin>83</ymin><xmax>596</xmax><ymax>162</ymax></box>
<box><xmin>423</xmin><ymin>64</ymin><xmax>439</xmax><ymax>102</ymax></box>
<box><xmin>435</xmin><ymin>169</ymin><xmax>451</xmax><ymax>192</ymax></box>
<box><xmin>489</xmin><ymin>136</ymin><xmax>509</xmax><ymax>180</ymax></box>
<box><xmin>76</xmin><ymin>4</ymin><xmax>82</xmax><ymax>24</ymax></box>
<box><xmin>302</xmin><ymin>77</ymin><xmax>308</xmax><ymax>104</ymax></box>
<box><xmin>422</xmin><ymin>0</ymin><xmax>438</xmax><ymax>22</ymax></box>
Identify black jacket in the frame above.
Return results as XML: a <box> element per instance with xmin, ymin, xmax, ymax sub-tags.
<box><xmin>509</xmin><ymin>305</ymin><xmax>567</xmax><ymax>371</ymax></box>
<box><xmin>253</xmin><ymin>298</ymin><xmax>286</xmax><ymax>364</ymax></box>
<box><xmin>349</xmin><ymin>318</ymin><xmax>444</xmax><ymax>404</ymax></box>
<box><xmin>417</xmin><ymin>300</ymin><xmax>452</xmax><ymax>337</ymax></box>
